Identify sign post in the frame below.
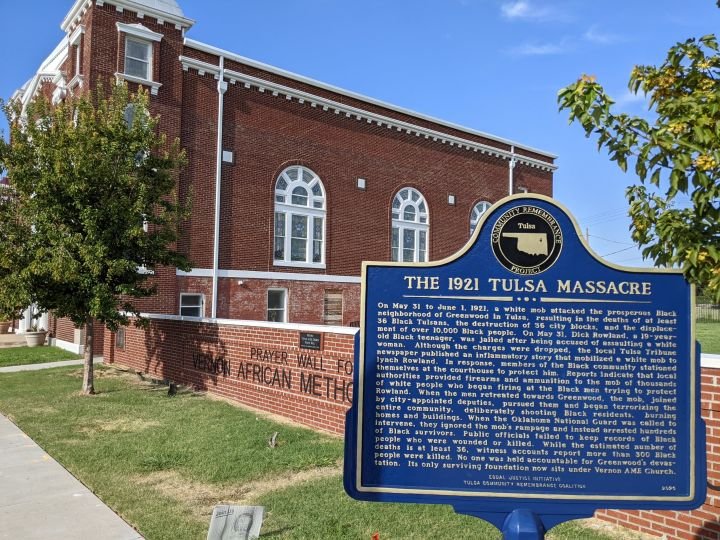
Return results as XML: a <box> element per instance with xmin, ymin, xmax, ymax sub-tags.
<box><xmin>344</xmin><ymin>195</ymin><xmax>706</xmax><ymax>538</ymax></box>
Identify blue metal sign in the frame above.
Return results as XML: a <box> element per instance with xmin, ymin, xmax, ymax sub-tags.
<box><xmin>344</xmin><ymin>194</ymin><xmax>706</xmax><ymax>536</ymax></box>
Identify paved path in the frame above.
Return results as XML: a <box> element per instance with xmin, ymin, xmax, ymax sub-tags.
<box><xmin>0</xmin><ymin>356</ymin><xmax>103</xmax><ymax>373</ymax></box>
<box><xmin>0</xmin><ymin>414</ymin><xmax>143</xmax><ymax>540</ymax></box>
<box><xmin>0</xmin><ymin>358</ymin><xmax>143</xmax><ymax>539</ymax></box>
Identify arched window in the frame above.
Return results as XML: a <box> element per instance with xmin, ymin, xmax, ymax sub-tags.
<box><xmin>392</xmin><ymin>188</ymin><xmax>429</xmax><ymax>262</ymax></box>
<box><xmin>470</xmin><ymin>200</ymin><xmax>492</xmax><ymax>234</ymax></box>
<box><xmin>274</xmin><ymin>166</ymin><xmax>326</xmax><ymax>266</ymax></box>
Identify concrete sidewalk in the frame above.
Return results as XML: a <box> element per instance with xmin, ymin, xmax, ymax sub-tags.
<box><xmin>0</xmin><ymin>414</ymin><xmax>143</xmax><ymax>539</ymax></box>
<box><xmin>0</xmin><ymin>356</ymin><xmax>103</xmax><ymax>373</ymax></box>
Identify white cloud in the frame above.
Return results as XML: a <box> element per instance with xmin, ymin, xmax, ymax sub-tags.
<box><xmin>500</xmin><ymin>1</ymin><xmax>563</xmax><ymax>22</ymax></box>
<box><xmin>613</xmin><ymin>90</ymin><xmax>646</xmax><ymax>108</ymax></box>
<box><xmin>509</xmin><ymin>41</ymin><xmax>566</xmax><ymax>55</ymax></box>
<box><xmin>583</xmin><ymin>26</ymin><xmax>623</xmax><ymax>45</ymax></box>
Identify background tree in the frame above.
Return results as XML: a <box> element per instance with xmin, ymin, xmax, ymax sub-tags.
<box><xmin>558</xmin><ymin>34</ymin><xmax>720</xmax><ymax>301</ymax></box>
<box><xmin>0</xmin><ymin>83</ymin><xmax>190</xmax><ymax>393</ymax></box>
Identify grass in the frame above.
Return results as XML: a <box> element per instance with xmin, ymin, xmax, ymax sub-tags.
<box><xmin>697</xmin><ymin>321</ymin><xmax>720</xmax><ymax>354</ymax></box>
<box><xmin>0</xmin><ymin>365</ymin><xmax>641</xmax><ymax>540</ymax></box>
<box><xmin>0</xmin><ymin>345</ymin><xmax>82</xmax><ymax>367</ymax></box>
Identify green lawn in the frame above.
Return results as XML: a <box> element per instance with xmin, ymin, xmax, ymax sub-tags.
<box><xmin>0</xmin><ymin>366</ymin><xmax>638</xmax><ymax>540</ymax></box>
<box><xmin>697</xmin><ymin>322</ymin><xmax>720</xmax><ymax>354</ymax></box>
<box><xmin>0</xmin><ymin>345</ymin><xmax>82</xmax><ymax>367</ymax></box>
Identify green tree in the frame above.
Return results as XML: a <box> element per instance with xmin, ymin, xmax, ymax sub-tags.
<box><xmin>558</xmin><ymin>34</ymin><xmax>720</xmax><ymax>301</ymax></box>
<box><xmin>0</xmin><ymin>83</ymin><xmax>190</xmax><ymax>393</ymax></box>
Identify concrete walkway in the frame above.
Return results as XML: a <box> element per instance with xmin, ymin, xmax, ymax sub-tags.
<box><xmin>0</xmin><ymin>414</ymin><xmax>143</xmax><ymax>540</ymax></box>
<box><xmin>0</xmin><ymin>356</ymin><xmax>143</xmax><ymax>539</ymax></box>
<box><xmin>0</xmin><ymin>356</ymin><xmax>103</xmax><ymax>373</ymax></box>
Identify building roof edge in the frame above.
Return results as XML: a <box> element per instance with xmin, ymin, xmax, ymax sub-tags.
<box><xmin>62</xmin><ymin>0</ymin><xmax>195</xmax><ymax>32</ymax></box>
<box><xmin>184</xmin><ymin>38</ymin><xmax>557</xmax><ymax>162</ymax></box>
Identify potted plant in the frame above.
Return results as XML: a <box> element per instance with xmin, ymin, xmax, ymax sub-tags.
<box><xmin>24</xmin><ymin>322</ymin><xmax>47</xmax><ymax>347</ymax></box>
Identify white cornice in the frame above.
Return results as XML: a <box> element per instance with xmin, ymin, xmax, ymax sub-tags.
<box><xmin>61</xmin><ymin>0</ymin><xmax>92</xmax><ymax>33</ymax></box>
<box><xmin>179</xmin><ymin>56</ymin><xmax>221</xmax><ymax>79</ymax></box>
<box><xmin>63</xmin><ymin>0</ymin><xmax>194</xmax><ymax>33</ymax></box>
<box><xmin>69</xmin><ymin>24</ymin><xmax>85</xmax><ymax>46</ymax></box>
<box><xmin>21</xmin><ymin>73</ymin><xmax>58</xmax><ymax>112</ymax></box>
<box><xmin>179</xmin><ymin>55</ymin><xmax>555</xmax><ymax>172</ymax></box>
<box><xmin>183</xmin><ymin>38</ymin><xmax>557</xmax><ymax>166</ymax></box>
<box><xmin>117</xmin><ymin>22</ymin><xmax>163</xmax><ymax>42</ymax></box>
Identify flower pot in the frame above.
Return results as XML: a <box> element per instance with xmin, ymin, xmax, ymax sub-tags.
<box><xmin>0</xmin><ymin>321</ymin><xmax>10</xmax><ymax>334</ymax></box>
<box><xmin>24</xmin><ymin>331</ymin><xmax>47</xmax><ymax>347</ymax></box>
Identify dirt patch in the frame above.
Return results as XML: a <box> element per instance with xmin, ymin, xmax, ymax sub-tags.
<box><xmin>79</xmin><ymin>418</ymin><xmax>161</xmax><ymax>435</ymax></box>
<box><xmin>237</xmin><ymin>463</ymin><xmax>342</xmax><ymax>503</ymax></box>
<box><xmin>133</xmin><ymin>463</ymin><xmax>343</xmax><ymax>520</ymax></box>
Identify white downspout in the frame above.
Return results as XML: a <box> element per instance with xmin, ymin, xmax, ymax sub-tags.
<box><xmin>508</xmin><ymin>145</ymin><xmax>516</xmax><ymax>195</ymax></box>
<box><xmin>212</xmin><ymin>57</ymin><xmax>228</xmax><ymax>319</ymax></box>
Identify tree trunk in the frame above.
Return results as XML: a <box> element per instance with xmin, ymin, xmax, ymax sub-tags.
<box><xmin>81</xmin><ymin>316</ymin><xmax>95</xmax><ymax>395</ymax></box>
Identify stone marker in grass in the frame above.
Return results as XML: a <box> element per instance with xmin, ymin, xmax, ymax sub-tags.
<box><xmin>207</xmin><ymin>505</ymin><xmax>264</xmax><ymax>540</ymax></box>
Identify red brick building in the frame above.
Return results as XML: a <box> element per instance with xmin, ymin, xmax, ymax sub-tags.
<box><xmin>14</xmin><ymin>0</ymin><xmax>555</xmax><ymax>345</ymax></box>
<box><xmin>13</xmin><ymin>4</ymin><xmax>720</xmax><ymax>539</ymax></box>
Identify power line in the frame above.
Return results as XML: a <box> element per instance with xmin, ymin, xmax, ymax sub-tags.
<box><xmin>587</xmin><ymin>234</ymin><xmax>634</xmax><ymax>246</ymax></box>
<box><xmin>601</xmin><ymin>246</ymin><xmax>636</xmax><ymax>257</ymax></box>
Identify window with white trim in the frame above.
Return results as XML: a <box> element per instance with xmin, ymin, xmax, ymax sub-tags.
<box><xmin>116</xmin><ymin>22</ymin><xmax>163</xmax><ymax>95</ymax></box>
<box><xmin>125</xmin><ymin>37</ymin><xmax>152</xmax><ymax>80</ymax></box>
<box><xmin>470</xmin><ymin>200</ymin><xmax>491</xmax><ymax>234</ymax></box>
<box><xmin>180</xmin><ymin>294</ymin><xmax>204</xmax><ymax>317</ymax></box>
<box><xmin>274</xmin><ymin>166</ymin><xmax>326</xmax><ymax>267</ymax></box>
<box><xmin>392</xmin><ymin>188</ymin><xmax>429</xmax><ymax>262</ymax></box>
<box><xmin>267</xmin><ymin>289</ymin><xmax>287</xmax><ymax>322</ymax></box>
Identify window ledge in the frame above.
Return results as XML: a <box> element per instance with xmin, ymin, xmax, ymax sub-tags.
<box><xmin>115</xmin><ymin>72</ymin><xmax>162</xmax><ymax>95</ymax></box>
<box><xmin>274</xmin><ymin>261</ymin><xmax>326</xmax><ymax>270</ymax></box>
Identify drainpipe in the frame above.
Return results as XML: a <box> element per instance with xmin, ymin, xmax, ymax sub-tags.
<box><xmin>508</xmin><ymin>145</ymin><xmax>516</xmax><ymax>195</ymax></box>
<box><xmin>212</xmin><ymin>57</ymin><xmax>227</xmax><ymax>319</ymax></box>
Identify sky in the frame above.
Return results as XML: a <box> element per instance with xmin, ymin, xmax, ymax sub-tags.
<box><xmin>1</xmin><ymin>0</ymin><xmax>719</xmax><ymax>268</ymax></box>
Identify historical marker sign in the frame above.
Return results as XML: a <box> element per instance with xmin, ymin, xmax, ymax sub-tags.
<box><xmin>344</xmin><ymin>195</ymin><xmax>705</xmax><ymax>533</ymax></box>
<box><xmin>300</xmin><ymin>332</ymin><xmax>322</xmax><ymax>351</ymax></box>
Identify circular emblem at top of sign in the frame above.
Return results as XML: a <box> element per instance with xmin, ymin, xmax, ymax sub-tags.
<box><xmin>491</xmin><ymin>205</ymin><xmax>563</xmax><ymax>275</ymax></box>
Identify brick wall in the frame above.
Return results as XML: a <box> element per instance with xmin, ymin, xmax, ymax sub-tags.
<box><xmin>104</xmin><ymin>316</ymin><xmax>355</xmax><ymax>435</ymax></box>
<box><xmin>47</xmin><ymin>315</ymin><xmax>105</xmax><ymax>355</ymax></box>
<box><xmin>105</xmin><ymin>317</ymin><xmax>720</xmax><ymax>539</ymax></box>
<box><xmin>27</xmin><ymin>2</ymin><xmax>555</xmax><ymax>327</ymax></box>
<box><xmin>48</xmin><ymin>314</ymin><xmax>76</xmax><ymax>345</ymax></box>
<box><xmin>595</xmin><ymin>368</ymin><xmax>720</xmax><ymax>539</ymax></box>
<box><xmin>174</xmin><ymin>276</ymin><xmax>360</xmax><ymax>326</ymax></box>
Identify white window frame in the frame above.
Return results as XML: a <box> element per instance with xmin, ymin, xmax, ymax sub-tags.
<box><xmin>115</xmin><ymin>22</ymin><xmax>163</xmax><ymax>95</ymax></box>
<box><xmin>267</xmin><ymin>288</ymin><xmax>288</xmax><ymax>323</ymax></box>
<box><xmin>124</xmin><ymin>37</ymin><xmax>152</xmax><ymax>80</ymax></box>
<box><xmin>273</xmin><ymin>166</ymin><xmax>326</xmax><ymax>269</ymax></box>
<box><xmin>391</xmin><ymin>187</ymin><xmax>429</xmax><ymax>262</ymax></box>
<box><xmin>470</xmin><ymin>200</ymin><xmax>492</xmax><ymax>235</ymax></box>
<box><xmin>179</xmin><ymin>293</ymin><xmax>204</xmax><ymax>318</ymax></box>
